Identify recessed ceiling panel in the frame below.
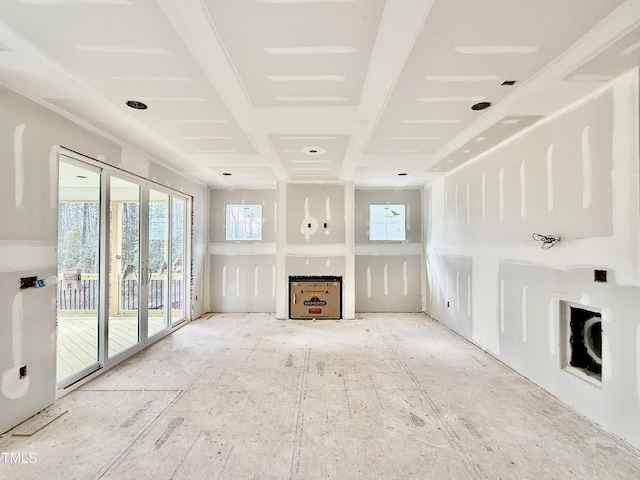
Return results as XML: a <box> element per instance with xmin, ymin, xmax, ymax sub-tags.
<box><xmin>429</xmin><ymin>115</ymin><xmax>543</xmax><ymax>172</ymax></box>
<box><xmin>203</xmin><ymin>0</ymin><xmax>386</xmax><ymax>107</ymax></box>
<box><xmin>269</xmin><ymin>134</ymin><xmax>348</xmax><ymax>179</ymax></box>
<box><xmin>0</xmin><ymin>0</ymin><xmax>258</xmax><ymax>154</ymax></box>
<box><xmin>365</xmin><ymin>0</ymin><xmax>625</xmax><ymax>160</ymax></box>
<box><xmin>565</xmin><ymin>25</ymin><xmax>640</xmax><ymax>83</ymax></box>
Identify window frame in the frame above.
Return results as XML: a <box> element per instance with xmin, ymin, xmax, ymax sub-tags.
<box><xmin>368</xmin><ymin>204</ymin><xmax>407</xmax><ymax>242</ymax></box>
<box><xmin>225</xmin><ymin>203</ymin><xmax>263</xmax><ymax>241</ymax></box>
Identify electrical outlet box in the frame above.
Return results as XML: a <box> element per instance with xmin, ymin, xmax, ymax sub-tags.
<box><xmin>20</xmin><ymin>276</ymin><xmax>37</xmax><ymax>289</ymax></box>
<box><xmin>594</xmin><ymin>270</ymin><xmax>607</xmax><ymax>283</ymax></box>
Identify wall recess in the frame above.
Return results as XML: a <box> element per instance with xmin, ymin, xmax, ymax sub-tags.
<box><xmin>560</xmin><ymin>301</ymin><xmax>602</xmax><ymax>385</ymax></box>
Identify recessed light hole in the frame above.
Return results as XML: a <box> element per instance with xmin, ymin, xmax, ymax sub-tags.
<box><xmin>471</xmin><ymin>102</ymin><xmax>492</xmax><ymax>111</ymax></box>
<box><xmin>126</xmin><ymin>100</ymin><xmax>148</xmax><ymax>110</ymax></box>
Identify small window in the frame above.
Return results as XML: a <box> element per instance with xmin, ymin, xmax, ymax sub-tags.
<box><xmin>226</xmin><ymin>204</ymin><xmax>262</xmax><ymax>241</ymax></box>
<box><xmin>369</xmin><ymin>204</ymin><xmax>406</xmax><ymax>241</ymax></box>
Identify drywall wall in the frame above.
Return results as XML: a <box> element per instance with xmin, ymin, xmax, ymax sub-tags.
<box><xmin>354</xmin><ymin>189</ymin><xmax>422</xmax><ymax>312</ymax></box>
<box><xmin>0</xmin><ymin>86</ymin><xmax>206</xmax><ymax>434</ymax></box>
<box><xmin>424</xmin><ymin>68</ymin><xmax>640</xmax><ymax>448</ymax></box>
<box><xmin>284</xmin><ymin>183</ymin><xmax>353</xmax><ymax>319</ymax></box>
<box><xmin>208</xmin><ymin>188</ymin><xmax>277</xmax><ymax>312</ymax></box>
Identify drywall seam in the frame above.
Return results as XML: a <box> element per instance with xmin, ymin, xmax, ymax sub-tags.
<box><xmin>549</xmin><ymin>298</ymin><xmax>556</xmax><ymax>355</ymax></box>
<box><xmin>521</xmin><ymin>285</ymin><xmax>528</xmax><ymax>343</ymax></box>
<box><xmin>366</xmin><ymin>267</ymin><xmax>372</xmax><ymax>297</ymax></box>
<box><xmin>275</xmin><ymin>182</ymin><xmax>288</xmax><ymax>318</ymax></box>
<box><xmin>221</xmin><ymin>266</ymin><xmax>227</xmax><ymax>297</ymax></box>
<box><xmin>271</xmin><ymin>265</ymin><xmax>276</xmax><ymax>297</ymax></box>
<box><xmin>2</xmin><ymin>292</ymin><xmax>29</xmax><ymax>400</ymax></box>
<box><xmin>454</xmin><ymin>184</ymin><xmax>459</xmax><ymax>220</ymax></box>
<box><xmin>466</xmin><ymin>183</ymin><xmax>470</xmax><ymax>226</ymax></box>
<box><xmin>520</xmin><ymin>159</ymin><xmax>527</xmax><ymax>218</ymax></box>
<box><xmin>500</xmin><ymin>279</ymin><xmax>505</xmax><ymax>333</ymax></box>
<box><xmin>467</xmin><ymin>274</ymin><xmax>471</xmax><ymax>317</ymax></box>
<box><xmin>481</xmin><ymin>173</ymin><xmax>486</xmax><ymax>222</ymax></box>
<box><xmin>403</xmin><ymin>260</ymin><xmax>408</xmax><ymax>296</ymax></box>
<box><xmin>610</xmin><ymin>68</ymin><xmax>640</xmax><ymax>285</ymax></box>
<box><xmin>286</xmin><ymin>244</ymin><xmax>347</xmax><ymax>256</ymax></box>
<box><xmin>498</xmin><ymin>168</ymin><xmax>504</xmax><ymax>223</ymax></box>
<box><xmin>546</xmin><ymin>144</ymin><xmax>555</xmax><ymax>212</ymax></box>
<box><xmin>14</xmin><ymin>124</ymin><xmax>25</xmax><ymax>209</ymax></box>
<box><xmin>49</xmin><ymin>145</ymin><xmax>59</xmax><ymax>209</ymax></box>
<box><xmin>254</xmin><ymin>266</ymin><xmax>259</xmax><ymax>296</ymax></box>
<box><xmin>355</xmin><ymin>244</ymin><xmax>422</xmax><ymax>256</ymax></box>
<box><xmin>209</xmin><ymin>243</ymin><xmax>277</xmax><ymax>255</ymax></box>
<box><xmin>273</xmin><ymin>200</ymin><xmax>277</xmax><ymax>233</ymax></box>
<box><xmin>344</xmin><ymin>181</ymin><xmax>356</xmax><ymax>318</ymax></box>
<box><xmin>0</xmin><ymin>241</ymin><xmax>56</xmax><ymax>272</ymax></box>
<box><xmin>383</xmin><ymin>264</ymin><xmax>389</xmax><ymax>296</ymax></box>
<box><xmin>636</xmin><ymin>323</ymin><xmax>640</xmax><ymax>403</ymax></box>
<box><xmin>582</xmin><ymin>126</ymin><xmax>593</xmax><ymax>209</ymax></box>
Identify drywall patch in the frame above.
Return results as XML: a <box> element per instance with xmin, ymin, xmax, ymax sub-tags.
<box><xmin>383</xmin><ymin>264</ymin><xmax>389</xmax><ymax>296</ymax></box>
<box><xmin>582</xmin><ymin>126</ymin><xmax>593</xmax><ymax>209</ymax></box>
<box><xmin>49</xmin><ymin>145</ymin><xmax>59</xmax><ymax>209</ymax></box>
<box><xmin>221</xmin><ymin>266</ymin><xmax>227</xmax><ymax>297</ymax></box>
<box><xmin>403</xmin><ymin>260</ymin><xmax>408</xmax><ymax>296</ymax></box>
<box><xmin>466</xmin><ymin>183</ymin><xmax>470</xmax><ymax>226</ymax></box>
<box><xmin>549</xmin><ymin>298</ymin><xmax>556</xmax><ymax>355</ymax></box>
<box><xmin>272</xmin><ymin>265</ymin><xmax>276</xmax><ymax>297</ymax></box>
<box><xmin>637</xmin><ymin>323</ymin><xmax>640</xmax><ymax>403</ymax></box>
<box><xmin>300</xmin><ymin>197</ymin><xmax>318</xmax><ymax>241</ymax></box>
<box><xmin>14</xmin><ymin>124</ymin><xmax>25</xmax><ymax>209</ymax></box>
<box><xmin>498</xmin><ymin>168</ymin><xmax>505</xmax><ymax>223</ymax></box>
<box><xmin>520</xmin><ymin>159</ymin><xmax>527</xmax><ymax>218</ymax></box>
<box><xmin>481</xmin><ymin>173</ymin><xmax>486</xmax><ymax>222</ymax></box>
<box><xmin>467</xmin><ymin>274</ymin><xmax>471</xmax><ymax>317</ymax></box>
<box><xmin>546</xmin><ymin>143</ymin><xmax>554</xmax><ymax>212</ymax></box>
<box><xmin>500</xmin><ymin>279</ymin><xmax>505</xmax><ymax>333</ymax></box>
<box><xmin>521</xmin><ymin>286</ymin><xmax>528</xmax><ymax>342</ymax></box>
<box><xmin>2</xmin><ymin>292</ymin><xmax>30</xmax><ymax>400</ymax></box>
<box><xmin>254</xmin><ymin>266</ymin><xmax>260</xmax><ymax>296</ymax></box>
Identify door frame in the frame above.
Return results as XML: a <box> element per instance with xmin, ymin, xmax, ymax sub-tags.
<box><xmin>56</xmin><ymin>147</ymin><xmax>193</xmax><ymax>390</ymax></box>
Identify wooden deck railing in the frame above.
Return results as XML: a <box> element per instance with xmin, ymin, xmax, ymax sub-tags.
<box><xmin>57</xmin><ymin>273</ymin><xmax>184</xmax><ymax>314</ymax></box>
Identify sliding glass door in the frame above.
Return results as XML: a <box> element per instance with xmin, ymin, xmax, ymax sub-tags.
<box><xmin>147</xmin><ymin>189</ymin><xmax>170</xmax><ymax>338</ymax></box>
<box><xmin>108</xmin><ymin>176</ymin><xmax>141</xmax><ymax>358</ymax></box>
<box><xmin>57</xmin><ymin>152</ymin><xmax>190</xmax><ymax>387</ymax></box>
<box><xmin>56</xmin><ymin>159</ymin><xmax>101</xmax><ymax>382</ymax></box>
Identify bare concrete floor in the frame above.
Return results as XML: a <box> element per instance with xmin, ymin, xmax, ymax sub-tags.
<box><xmin>1</xmin><ymin>313</ymin><xmax>640</xmax><ymax>479</ymax></box>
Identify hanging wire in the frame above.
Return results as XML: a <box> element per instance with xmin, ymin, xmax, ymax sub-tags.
<box><xmin>532</xmin><ymin>233</ymin><xmax>560</xmax><ymax>249</ymax></box>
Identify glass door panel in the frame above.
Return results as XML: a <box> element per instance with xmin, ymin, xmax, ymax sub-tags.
<box><xmin>147</xmin><ymin>189</ymin><xmax>170</xmax><ymax>337</ymax></box>
<box><xmin>108</xmin><ymin>177</ymin><xmax>140</xmax><ymax>358</ymax></box>
<box><xmin>57</xmin><ymin>158</ymin><xmax>101</xmax><ymax>382</ymax></box>
<box><xmin>171</xmin><ymin>196</ymin><xmax>186</xmax><ymax>324</ymax></box>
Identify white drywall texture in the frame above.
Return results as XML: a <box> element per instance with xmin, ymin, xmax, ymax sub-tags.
<box><xmin>208</xmin><ymin>188</ymin><xmax>277</xmax><ymax>312</ymax></box>
<box><xmin>424</xmin><ymin>68</ymin><xmax>640</xmax><ymax>448</ymax></box>
<box><xmin>354</xmin><ymin>189</ymin><xmax>423</xmax><ymax>312</ymax></box>
<box><xmin>0</xmin><ymin>87</ymin><xmax>207</xmax><ymax>434</ymax></box>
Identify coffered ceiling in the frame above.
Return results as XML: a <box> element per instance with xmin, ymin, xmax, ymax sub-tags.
<box><xmin>0</xmin><ymin>0</ymin><xmax>638</xmax><ymax>188</ymax></box>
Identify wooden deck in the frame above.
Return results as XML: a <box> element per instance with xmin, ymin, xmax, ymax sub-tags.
<box><xmin>57</xmin><ymin>315</ymin><xmax>166</xmax><ymax>382</ymax></box>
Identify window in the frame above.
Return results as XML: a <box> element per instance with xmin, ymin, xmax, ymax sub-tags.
<box><xmin>226</xmin><ymin>204</ymin><xmax>262</xmax><ymax>241</ymax></box>
<box><xmin>369</xmin><ymin>204</ymin><xmax>406</xmax><ymax>241</ymax></box>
